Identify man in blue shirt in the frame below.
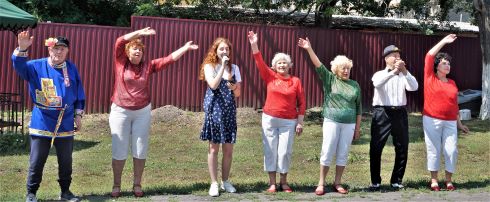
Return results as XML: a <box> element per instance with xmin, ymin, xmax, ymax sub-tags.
<box><xmin>12</xmin><ymin>31</ymin><xmax>85</xmax><ymax>202</ymax></box>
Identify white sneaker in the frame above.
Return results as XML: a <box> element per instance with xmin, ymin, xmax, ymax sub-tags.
<box><xmin>209</xmin><ymin>182</ymin><xmax>219</xmax><ymax>197</ymax></box>
<box><xmin>26</xmin><ymin>193</ymin><xmax>37</xmax><ymax>202</ymax></box>
<box><xmin>369</xmin><ymin>183</ymin><xmax>381</xmax><ymax>191</ymax></box>
<box><xmin>221</xmin><ymin>180</ymin><xmax>236</xmax><ymax>193</ymax></box>
<box><xmin>391</xmin><ymin>183</ymin><xmax>405</xmax><ymax>189</ymax></box>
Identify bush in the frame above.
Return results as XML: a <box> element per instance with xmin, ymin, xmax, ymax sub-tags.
<box><xmin>304</xmin><ymin>107</ymin><xmax>323</xmax><ymax>123</ymax></box>
<box><xmin>0</xmin><ymin>132</ymin><xmax>29</xmax><ymax>153</ymax></box>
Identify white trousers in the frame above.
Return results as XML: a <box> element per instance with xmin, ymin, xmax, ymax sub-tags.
<box><xmin>109</xmin><ymin>103</ymin><xmax>151</xmax><ymax>160</ymax></box>
<box><xmin>423</xmin><ymin>115</ymin><xmax>458</xmax><ymax>173</ymax></box>
<box><xmin>261</xmin><ymin>113</ymin><xmax>297</xmax><ymax>173</ymax></box>
<box><xmin>320</xmin><ymin>118</ymin><xmax>355</xmax><ymax>166</ymax></box>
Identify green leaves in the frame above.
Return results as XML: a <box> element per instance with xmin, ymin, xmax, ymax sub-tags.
<box><xmin>9</xmin><ymin>0</ymin><xmax>138</xmax><ymax>26</ymax></box>
<box><xmin>7</xmin><ymin>0</ymin><xmax>477</xmax><ymax>30</ymax></box>
<box><xmin>135</xmin><ymin>2</ymin><xmax>160</xmax><ymax>16</ymax></box>
<box><xmin>0</xmin><ymin>133</ymin><xmax>28</xmax><ymax>154</ymax></box>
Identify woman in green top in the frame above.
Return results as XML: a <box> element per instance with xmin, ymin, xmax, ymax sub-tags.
<box><xmin>298</xmin><ymin>37</ymin><xmax>362</xmax><ymax>195</ymax></box>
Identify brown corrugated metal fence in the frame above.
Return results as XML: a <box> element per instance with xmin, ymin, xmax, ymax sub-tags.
<box><xmin>0</xmin><ymin>16</ymin><xmax>482</xmax><ymax>114</ymax></box>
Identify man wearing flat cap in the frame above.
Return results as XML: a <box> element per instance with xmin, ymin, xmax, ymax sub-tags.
<box><xmin>369</xmin><ymin>45</ymin><xmax>418</xmax><ymax>191</ymax></box>
<box><xmin>12</xmin><ymin>31</ymin><xmax>85</xmax><ymax>202</ymax></box>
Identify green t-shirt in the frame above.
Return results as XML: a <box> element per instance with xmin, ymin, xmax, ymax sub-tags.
<box><xmin>315</xmin><ymin>64</ymin><xmax>362</xmax><ymax>123</ymax></box>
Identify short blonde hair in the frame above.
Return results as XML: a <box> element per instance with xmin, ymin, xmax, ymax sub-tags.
<box><xmin>330</xmin><ymin>55</ymin><xmax>353</xmax><ymax>74</ymax></box>
<box><xmin>271</xmin><ymin>52</ymin><xmax>293</xmax><ymax>68</ymax></box>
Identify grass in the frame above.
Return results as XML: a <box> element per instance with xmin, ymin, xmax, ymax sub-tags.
<box><xmin>0</xmin><ymin>110</ymin><xmax>489</xmax><ymax>201</ymax></box>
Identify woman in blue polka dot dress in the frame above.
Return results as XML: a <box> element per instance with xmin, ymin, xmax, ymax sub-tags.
<box><xmin>199</xmin><ymin>37</ymin><xmax>242</xmax><ymax>196</ymax></box>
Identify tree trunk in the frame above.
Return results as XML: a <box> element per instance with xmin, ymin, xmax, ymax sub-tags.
<box><xmin>474</xmin><ymin>0</ymin><xmax>490</xmax><ymax>120</ymax></box>
<box><xmin>314</xmin><ymin>0</ymin><xmax>340</xmax><ymax>28</ymax></box>
<box><xmin>315</xmin><ymin>2</ymin><xmax>333</xmax><ymax>27</ymax></box>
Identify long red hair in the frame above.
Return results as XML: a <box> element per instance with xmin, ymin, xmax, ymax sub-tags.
<box><xmin>199</xmin><ymin>37</ymin><xmax>233</xmax><ymax>80</ymax></box>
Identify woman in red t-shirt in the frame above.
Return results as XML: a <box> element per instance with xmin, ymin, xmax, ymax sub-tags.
<box><xmin>423</xmin><ymin>34</ymin><xmax>469</xmax><ymax>192</ymax></box>
<box><xmin>247</xmin><ymin>31</ymin><xmax>306</xmax><ymax>193</ymax></box>
<box><xmin>109</xmin><ymin>27</ymin><xmax>198</xmax><ymax>197</ymax></box>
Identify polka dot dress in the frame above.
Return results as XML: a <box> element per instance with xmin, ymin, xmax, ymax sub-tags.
<box><xmin>200</xmin><ymin>77</ymin><xmax>237</xmax><ymax>144</ymax></box>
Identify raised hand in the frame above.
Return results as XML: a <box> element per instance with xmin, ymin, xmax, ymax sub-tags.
<box><xmin>298</xmin><ymin>37</ymin><xmax>322</xmax><ymax>68</ymax></box>
<box><xmin>297</xmin><ymin>37</ymin><xmax>311</xmax><ymax>49</ymax></box>
<box><xmin>123</xmin><ymin>27</ymin><xmax>156</xmax><ymax>41</ymax></box>
<box><xmin>429</xmin><ymin>34</ymin><xmax>457</xmax><ymax>56</ymax></box>
<box><xmin>169</xmin><ymin>41</ymin><xmax>199</xmax><ymax>61</ymax></box>
<box><xmin>138</xmin><ymin>27</ymin><xmax>156</xmax><ymax>36</ymax></box>
<box><xmin>17</xmin><ymin>31</ymin><xmax>34</xmax><ymax>51</ymax></box>
<box><xmin>184</xmin><ymin>41</ymin><xmax>199</xmax><ymax>50</ymax></box>
<box><xmin>247</xmin><ymin>31</ymin><xmax>257</xmax><ymax>44</ymax></box>
<box><xmin>441</xmin><ymin>34</ymin><xmax>457</xmax><ymax>44</ymax></box>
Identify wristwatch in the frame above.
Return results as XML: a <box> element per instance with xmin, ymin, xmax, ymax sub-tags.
<box><xmin>14</xmin><ymin>47</ymin><xmax>29</xmax><ymax>57</ymax></box>
<box><xmin>75</xmin><ymin>110</ymin><xmax>85</xmax><ymax>118</ymax></box>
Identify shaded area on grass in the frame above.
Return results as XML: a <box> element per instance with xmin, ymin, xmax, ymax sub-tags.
<box><xmin>404</xmin><ymin>179</ymin><xmax>490</xmax><ymax>190</ymax></box>
<box><xmin>0</xmin><ymin>137</ymin><xmax>99</xmax><ymax>156</ymax></box>
<box><xmin>349</xmin><ymin>179</ymin><xmax>490</xmax><ymax>193</ymax></box>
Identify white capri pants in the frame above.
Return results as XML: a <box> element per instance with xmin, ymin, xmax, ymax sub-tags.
<box><xmin>110</xmin><ymin>103</ymin><xmax>152</xmax><ymax>160</ymax></box>
<box><xmin>320</xmin><ymin>118</ymin><xmax>355</xmax><ymax>166</ymax></box>
<box><xmin>423</xmin><ymin>115</ymin><xmax>458</xmax><ymax>173</ymax></box>
<box><xmin>262</xmin><ymin>113</ymin><xmax>297</xmax><ymax>173</ymax></box>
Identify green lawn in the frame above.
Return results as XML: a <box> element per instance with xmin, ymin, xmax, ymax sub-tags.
<box><xmin>0</xmin><ymin>108</ymin><xmax>489</xmax><ymax>201</ymax></box>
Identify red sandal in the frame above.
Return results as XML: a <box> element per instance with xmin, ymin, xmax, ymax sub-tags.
<box><xmin>430</xmin><ymin>182</ymin><xmax>440</xmax><ymax>191</ymax></box>
<box><xmin>133</xmin><ymin>184</ymin><xmax>144</xmax><ymax>197</ymax></box>
<box><xmin>279</xmin><ymin>184</ymin><xmax>293</xmax><ymax>193</ymax></box>
<box><xmin>111</xmin><ymin>185</ymin><xmax>121</xmax><ymax>198</ymax></box>
<box><xmin>445</xmin><ymin>182</ymin><xmax>456</xmax><ymax>191</ymax></box>
<box><xmin>266</xmin><ymin>184</ymin><xmax>277</xmax><ymax>193</ymax></box>
<box><xmin>315</xmin><ymin>185</ymin><xmax>325</xmax><ymax>195</ymax></box>
<box><xmin>333</xmin><ymin>184</ymin><xmax>348</xmax><ymax>194</ymax></box>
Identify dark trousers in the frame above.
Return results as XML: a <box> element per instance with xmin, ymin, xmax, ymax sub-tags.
<box><xmin>27</xmin><ymin>136</ymin><xmax>74</xmax><ymax>194</ymax></box>
<box><xmin>369</xmin><ymin>106</ymin><xmax>409</xmax><ymax>184</ymax></box>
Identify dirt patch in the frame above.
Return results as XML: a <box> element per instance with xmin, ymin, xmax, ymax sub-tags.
<box><xmin>150</xmin><ymin>106</ymin><xmax>261</xmax><ymax>127</ymax></box>
<box><xmin>236</xmin><ymin>107</ymin><xmax>261</xmax><ymax>126</ymax></box>
<box><xmin>151</xmin><ymin>105</ymin><xmax>203</xmax><ymax>127</ymax></box>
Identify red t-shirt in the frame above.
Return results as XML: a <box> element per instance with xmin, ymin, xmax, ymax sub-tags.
<box><xmin>423</xmin><ymin>53</ymin><xmax>459</xmax><ymax>120</ymax></box>
<box><xmin>253</xmin><ymin>52</ymin><xmax>306</xmax><ymax>119</ymax></box>
<box><xmin>111</xmin><ymin>36</ymin><xmax>175</xmax><ymax>110</ymax></box>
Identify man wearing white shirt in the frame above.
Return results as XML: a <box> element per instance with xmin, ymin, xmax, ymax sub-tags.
<box><xmin>369</xmin><ymin>45</ymin><xmax>419</xmax><ymax>191</ymax></box>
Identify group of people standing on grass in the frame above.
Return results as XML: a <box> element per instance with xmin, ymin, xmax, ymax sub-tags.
<box><xmin>11</xmin><ymin>27</ymin><xmax>469</xmax><ymax>201</ymax></box>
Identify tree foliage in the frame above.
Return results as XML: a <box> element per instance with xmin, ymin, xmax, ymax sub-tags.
<box><xmin>5</xmin><ymin>0</ymin><xmax>478</xmax><ymax>29</ymax></box>
<box><xmin>8</xmin><ymin>0</ymin><xmax>139</xmax><ymax>27</ymax></box>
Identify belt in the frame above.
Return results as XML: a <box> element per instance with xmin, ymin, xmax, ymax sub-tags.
<box><xmin>29</xmin><ymin>128</ymin><xmax>74</xmax><ymax>137</ymax></box>
<box><xmin>35</xmin><ymin>104</ymin><xmax>66</xmax><ymax>111</ymax></box>
<box><xmin>373</xmin><ymin>105</ymin><xmax>405</xmax><ymax>110</ymax></box>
